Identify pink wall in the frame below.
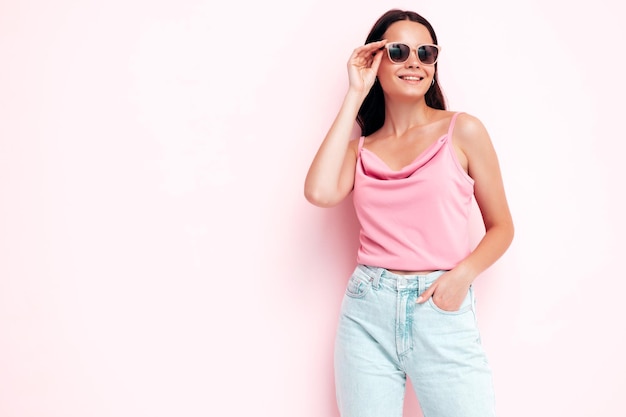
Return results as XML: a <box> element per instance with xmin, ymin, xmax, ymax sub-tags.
<box><xmin>1</xmin><ymin>0</ymin><xmax>624</xmax><ymax>416</ymax></box>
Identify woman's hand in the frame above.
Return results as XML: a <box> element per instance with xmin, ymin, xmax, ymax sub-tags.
<box><xmin>347</xmin><ymin>40</ymin><xmax>386</xmax><ymax>95</ymax></box>
<box><xmin>416</xmin><ymin>268</ymin><xmax>473</xmax><ymax>312</ymax></box>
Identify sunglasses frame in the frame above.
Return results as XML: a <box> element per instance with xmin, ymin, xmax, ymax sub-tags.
<box><xmin>383</xmin><ymin>42</ymin><xmax>441</xmax><ymax>65</ymax></box>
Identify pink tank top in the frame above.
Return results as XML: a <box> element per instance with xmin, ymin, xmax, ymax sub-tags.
<box><xmin>353</xmin><ymin>112</ymin><xmax>475</xmax><ymax>271</ymax></box>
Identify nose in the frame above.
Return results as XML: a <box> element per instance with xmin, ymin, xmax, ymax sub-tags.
<box><xmin>405</xmin><ymin>50</ymin><xmax>420</xmax><ymax>68</ymax></box>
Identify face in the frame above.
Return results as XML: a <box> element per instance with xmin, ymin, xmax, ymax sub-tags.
<box><xmin>377</xmin><ymin>20</ymin><xmax>437</xmax><ymax>98</ymax></box>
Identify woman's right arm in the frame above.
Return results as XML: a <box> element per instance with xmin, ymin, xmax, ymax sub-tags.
<box><xmin>304</xmin><ymin>40</ymin><xmax>386</xmax><ymax>208</ymax></box>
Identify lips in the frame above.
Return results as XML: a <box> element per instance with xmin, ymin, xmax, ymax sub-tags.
<box><xmin>399</xmin><ymin>75</ymin><xmax>424</xmax><ymax>81</ymax></box>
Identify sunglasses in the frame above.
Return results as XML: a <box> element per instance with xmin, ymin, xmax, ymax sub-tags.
<box><xmin>383</xmin><ymin>43</ymin><xmax>441</xmax><ymax>65</ymax></box>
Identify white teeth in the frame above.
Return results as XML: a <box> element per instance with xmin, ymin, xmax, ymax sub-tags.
<box><xmin>402</xmin><ymin>76</ymin><xmax>422</xmax><ymax>81</ymax></box>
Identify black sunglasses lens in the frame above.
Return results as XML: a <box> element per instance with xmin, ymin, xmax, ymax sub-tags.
<box><xmin>388</xmin><ymin>43</ymin><xmax>410</xmax><ymax>63</ymax></box>
<box><xmin>418</xmin><ymin>45</ymin><xmax>439</xmax><ymax>64</ymax></box>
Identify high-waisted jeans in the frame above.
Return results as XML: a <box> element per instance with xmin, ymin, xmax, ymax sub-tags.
<box><xmin>334</xmin><ymin>265</ymin><xmax>496</xmax><ymax>417</ymax></box>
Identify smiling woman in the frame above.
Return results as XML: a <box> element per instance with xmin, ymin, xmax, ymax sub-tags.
<box><xmin>2</xmin><ymin>0</ymin><xmax>625</xmax><ymax>416</ymax></box>
<box><xmin>304</xmin><ymin>8</ymin><xmax>514</xmax><ymax>417</ymax></box>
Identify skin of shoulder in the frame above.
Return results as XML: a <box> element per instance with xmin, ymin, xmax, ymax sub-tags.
<box><xmin>452</xmin><ymin>113</ymin><xmax>496</xmax><ymax>177</ymax></box>
<box><xmin>452</xmin><ymin>112</ymin><xmax>512</xmax><ymax>232</ymax></box>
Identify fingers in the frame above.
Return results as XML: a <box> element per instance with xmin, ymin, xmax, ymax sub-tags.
<box><xmin>416</xmin><ymin>284</ymin><xmax>435</xmax><ymax>304</ymax></box>
<box><xmin>349</xmin><ymin>40</ymin><xmax>386</xmax><ymax>68</ymax></box>
<box><xmin>369</xmin><ymin>44</ymin><xmax>385</xmax><ymax>72</ymax></box>
<box><xmin>362</xmin><ymin>39</ymin><xmax>387</xmax><ymax>56</ymax></box>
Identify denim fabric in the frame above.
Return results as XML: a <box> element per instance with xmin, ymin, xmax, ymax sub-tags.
<box><xmin>334</xmin><ymin>265</ymin><xmax>496</xmax><ymax>417</ymax></box>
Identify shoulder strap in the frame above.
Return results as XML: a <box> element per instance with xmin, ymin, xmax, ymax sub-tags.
<box><xmin>357</xmin><ymin>136</ymin><xmax>365</xmax><ymax>152</ymax></box>
<box><xmin>447</xmin><ymin>112</ymin><xmax>464</xmax><ymax>138</ymax></box>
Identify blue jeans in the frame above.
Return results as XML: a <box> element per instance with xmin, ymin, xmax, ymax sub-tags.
<box><xmin>334</xmin><ymin>265</ymin><xmax>496</xmax><ymax>417</ymax></box>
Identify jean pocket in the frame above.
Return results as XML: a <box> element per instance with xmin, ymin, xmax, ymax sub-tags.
<box><xmin>427</xmin><ymin>289</ymin><xmax>473</xmax><ymax>315</ymax></box>
<box><xmin>345</xmin><ymin>269</ymin><xmax>373</xmax><ymax>299</ymax></box>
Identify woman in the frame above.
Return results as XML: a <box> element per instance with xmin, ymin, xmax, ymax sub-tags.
<box><xmin>304</xmin><ymin>8</ymin><xmax>514</xmax><ymax>417</ymax></box>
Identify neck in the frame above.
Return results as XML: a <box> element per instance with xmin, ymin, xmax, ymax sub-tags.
<box><xmin>381</xmin><ymin>99</ymin><xmax>434</xmax><ymax>138</ymax></box>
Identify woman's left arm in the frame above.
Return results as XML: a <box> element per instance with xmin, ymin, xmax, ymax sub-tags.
<box><xmin>416</xmin><ymin>113</ymin><xmax>514</xmax><ymax>310</ymax></box>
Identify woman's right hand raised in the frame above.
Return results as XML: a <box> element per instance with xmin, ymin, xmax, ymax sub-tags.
<box><xmin>347</xmin><ymin>40</ymin><xmax>387</xmax><ymax>95</ymax></box>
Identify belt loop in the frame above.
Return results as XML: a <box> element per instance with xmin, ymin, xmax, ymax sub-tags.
<box><xmin>371</xmin><ymin>267</ymin><xmax>383</xmax><ymax>289</ymax></box>
<box><xmin>418</xmin><ymin>275</ymin><xmax>425</xmax><ymax>296</ymax></box>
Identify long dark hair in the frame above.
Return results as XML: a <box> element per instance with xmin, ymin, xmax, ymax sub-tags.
<box><xmin>357</xmin><ymin>9</ymin><xmax>447</xmax><ymax>136</ymax></box>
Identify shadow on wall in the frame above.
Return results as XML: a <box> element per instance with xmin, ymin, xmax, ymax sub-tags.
<box><xmin>299</xmin><ymin>195</ymin><xmax>361</xmax><ymax>278</ymax></box>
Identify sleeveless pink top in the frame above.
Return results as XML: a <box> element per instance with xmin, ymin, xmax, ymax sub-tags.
<box><xmin>353</xmin><ymin>112</ymin><xmax>475</xmax><ymax>271</ymax></box>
